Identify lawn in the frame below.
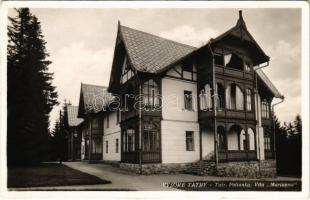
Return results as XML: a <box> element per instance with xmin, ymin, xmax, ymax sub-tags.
<box><xmin>8</xmin><ymin>163</ymin><xmax>111</xmax><ymax>188</ymax></box>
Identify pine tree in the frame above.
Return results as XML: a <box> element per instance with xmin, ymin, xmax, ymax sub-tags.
<box><xmin>7</xmin><ymin>8</ymin><xmax>58</xmax><ymax>166</ymax></box>
<box><xmin>293</xmin><ymin>114</ymin><xmax>302</xmax><ymax>135</ymax></box>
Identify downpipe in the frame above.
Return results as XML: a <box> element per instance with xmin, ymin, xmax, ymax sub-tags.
<box><xmin>271</xmin><ymin>97</ymin><xmax>285</xmax><ymax>162</ymax></box>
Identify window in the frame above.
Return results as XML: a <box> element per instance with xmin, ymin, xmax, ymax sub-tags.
<box><xmin>121</xmin><ymin>56</ymin><xmax>134</xmax><ymax>84</ymax></box>
<box><xmin>92</xmin><ymin>138</ymin><xmax>102</xmax><ymax>153</ymax></box>
<box><xmin>106</xmin><ymin>141</ymin><xmax>108</xmax><ymax>153</ymax></box>
<box><xmin>142</xmin><ymin>79</ymin><xmax>160</xmax><ymax>109</ymax></box>
<box><xmin>106</xmin><ymin>113</ymin><xmax>109</xmax><ymax>128</ymax></box>
<box><xmin>143</xmin><ymin>131</ymin><xmax>160</xmax><ymax>151</ymax></box>
<box><xmin>115</xmin><ymin>139</ymin><xmax>119</xmax><ymax>153</ymax></box>
<box><xmin>199</xmin><ymin>84</ymin><xmax>212</xmax><ymax>110</ymax></box>
<box><xmin>185</xmin><ymin>131</ymin><xmax>195</xmax><ymax>151</ymax></box>
<box><xmin>226</xmin><ymin>84</ymin><xmax>244</xmax><ymax>110</ymax></box>
<box><xmin>143</xmin><ymin>122</ymin><xmax>160</xmax><ymax>151</ymax></box>
<box><xmin>123</xmin><ymin>129</ymin><xmax>135</xmax><ymax>152</ymax></box>
<box><xmin>184</xmin><ymin>90</ymin><xmax>193</xmax><ymax>110</ymax></box>
<box><xmin>246</xmin><ymin>89</ymin><xmax>252</xmax><ymax>111</ymax></box>
<box><xmin>92</xmin><ymin>118</ymin><xmax>98</xmax><ymax>129</ymax></box>
<box><xmin>216</xmin><ymin>83</ymin><xmax>224</xmax><ymax>110</ymax></box>
<box><xmin>261</xmin><ymin>100</ymin><xmax>269</xmax><ymax>118</ymax></box>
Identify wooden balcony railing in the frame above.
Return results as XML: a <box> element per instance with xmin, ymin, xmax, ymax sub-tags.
<box><xmin>218</xmin><ymin>150</ymin><xmax>257</xmax><ymax>162</ymax></box>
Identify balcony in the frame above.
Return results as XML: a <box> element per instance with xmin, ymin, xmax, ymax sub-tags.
<box><xmin>199</xmin><ymin>109</ymin><xmax>255</xmax><ymax>120</ymax></box>
<box><xmin>215</xmin><ymin>65</ymin><xmax>254</xmax><ymax>80</ymax></box>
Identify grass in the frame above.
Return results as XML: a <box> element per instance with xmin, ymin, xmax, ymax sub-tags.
<box><xmin>8</xmin><ymin>163</ymin><xmax>111</xmax><ymax>188</ymax></box>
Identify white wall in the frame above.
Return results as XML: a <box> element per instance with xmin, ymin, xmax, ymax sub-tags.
<box><xmin>161</xmin><ymin>77</ymin><xmax>198</xmax><ymax>122</ymax></box>
<box><xmin>202</xmin><ymin>129</ymin><xmax>214</xmax><ymax>160</ymax></box>
<box><xmin>161</xmin><ymin>120</ymin><xmax>200</xmax><ymax>163</ymax></box>
<box><xmin>102</xmin><ymin>111</ymin><xmax>121</xmax><ymax>161</ymax></box>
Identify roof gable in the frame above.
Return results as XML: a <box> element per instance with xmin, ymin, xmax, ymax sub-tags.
<box><xmin>210</xmin><ymin>11</ymin><xmax>269</xmax><ymax>66</ymax></box>
<box><xmin>77</xmin><ymin>83</ymin><xmax>113</xmax><ymax>117</ymax></box>
<box><xmin>67</xmin><ymin>105</ymin><xmax>84</xmax><ymax>127</ymax></box>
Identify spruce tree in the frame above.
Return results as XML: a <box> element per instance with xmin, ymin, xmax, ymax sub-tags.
<box><xmin>7</xmin><ymin>8</ymin><xmax>58</xmax><ymax>166</ymax></box>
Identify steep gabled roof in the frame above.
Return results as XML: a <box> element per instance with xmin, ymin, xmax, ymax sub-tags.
<box><xmin>78</xmin><ymin>83</ymin><xmax>113</xmax><ymax>117</ymax></box>
<box><xmin>67</xmin><ymin>105</ymin><xmax>84</xmax><ymax>127</ymax></box>
<box><xmin>209</xmin><ymin>11</ymin><xmax>269</xmax><ymax>66</ymax></box>
<box><xmin>119</xmin><ymin>25</ymin><xmax>196</xmax><ymax>73</ymax></box>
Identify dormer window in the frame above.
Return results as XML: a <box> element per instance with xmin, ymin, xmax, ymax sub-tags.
<box><xmin>142</xmin><ymin>79</ymin><xmax>160</xmax><ymax>109</ymax></box>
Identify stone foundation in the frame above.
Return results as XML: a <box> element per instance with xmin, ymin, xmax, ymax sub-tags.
<box><xmin>217</xmin><ymin>160</ymin><xmax>276</xmax><ymax>178</ymax></box>
<box><xmin>120</xmin><ymin>160</ymin><xmax>276</xmax><ymax>178</ymax></box>
<box><xmin>201</xmin><ymin>161</ymin><xmax>216</xmax><ymax>176</ymax></box>
<box><xmin>120</xmin><ymin>163</ymin><xmax>192</xmax><ymax>175</ymax></box>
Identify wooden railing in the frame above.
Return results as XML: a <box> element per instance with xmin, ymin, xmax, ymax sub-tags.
<box><xmin>121</xmin><ymin>151</ymin><xmax>161</xmax><ymax>163</ymax></box>
<box><xmin>142</xmin><ymin>151</ymin><xmax>161</xmax><ymax>163</ymax></box>
<box><xmin>218</xmin><ymin>150</ymin><xmax>257</xmax><ymax>162</ymax></box>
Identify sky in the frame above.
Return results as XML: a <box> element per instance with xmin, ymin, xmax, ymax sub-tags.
<box><xmin>9</xmin><ymin>8</ymin><xmax>301</xmax><ymax>129</ymax></box>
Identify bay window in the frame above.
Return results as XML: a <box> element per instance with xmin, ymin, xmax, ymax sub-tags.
<box><xmin>123</xmin><ymin>129</ymin><xmax>135</xmax><ymax>152</ymax></box>
<box><xmin>143</xmin><ymin>79</ymin><xmax>160</xmax><ymax>109</ymax></box>
<box><xmin>143</xmin><ymin>122</ymin><xmax>159</xmax><ymax>152</ymax></box>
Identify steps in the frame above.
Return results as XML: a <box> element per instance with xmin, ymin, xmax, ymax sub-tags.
<box><xmin>186</xmin><ymin>160</ymin><xmax>216</xmax><ymax>176</ymax></box>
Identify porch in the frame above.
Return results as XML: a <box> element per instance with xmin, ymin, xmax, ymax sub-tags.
<box><xmin>202</xmin><ymin>123</ymin><xmax>260</xmax><ymax>162</ymax></box>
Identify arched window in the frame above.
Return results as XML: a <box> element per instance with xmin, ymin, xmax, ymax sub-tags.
<box><xmin>199</xmin><ymin>84</ymin><xmax>212</xmax><ymax>110</ymax></box>
<box><xmin>248</xmin><ymin>128</ymin><xmax>255</xmax><ymax>150</ymax></box>
<box><xmin>246</xmin><ymin>89</ymin><xmax>252</xmax><ymax>111</ymax></box>
<box><xmin>261</xmin><ymin>100</ymin><xmax>269</xmax><ymax>118</ymax></box>
<box><xmin>143</xmin><ymin>79</ymin><xmax>160</xmax><ymax>109</ymax></box>
<box><xmin>236</xmin><ymin>86</ymin><xmax>244</xmax><ymax>110</ymax></box>
<box><xmin>239</xmin><ymin>129</ymin><xmax>247</xmax><ymax>150</ymax></box>
<box><xmin>226</xmin><ymin>84</ymin><xmax>244</xmax><ymax>110</ymax></box>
